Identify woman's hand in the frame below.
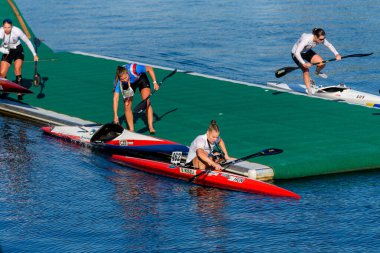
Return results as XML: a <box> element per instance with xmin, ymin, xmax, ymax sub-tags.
<box><xmin>303</xmin><ymin>62</ymin><xmax>312</xmax><ymax>69</ymax></box>
<box><xmin>336</xmin><ymin>54</ymin><xmax>341</xmax><ymax>61</ymax></box>
<box><xmin>113</xmin><ymin>115</ymin><xmax>119</xmax><ymax>124</ymax></box>
<box><xmin>212</xmin><ymin>161</ymin><xmax>223</xmax><ymax>171</ymax></box>
<box><xmin>153</xmin><ymin>82</ymin><xmax>159</xmax><ymax>91</ymax></box>
<box><xmin>225</xmin><ymin>155</ymin><xmax>236</xmax><ymax>160</ymax></box>
<box><xmin>34</xmin><ymin>55</ymin><xmax>39</xmax><ymax>62</ymax></box>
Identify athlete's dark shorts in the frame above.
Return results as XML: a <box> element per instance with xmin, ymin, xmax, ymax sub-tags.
<box><xmin>1</xmin><ymin>44</ymin><xmax>25</xmax><ymax>64</ymax></box>
<box><xmin>122</xmin><ymin>73</ymin><xmax>151</xmax><ymax>93</ymax></box>
<box><xmin>291</xmin><ymin>50</ymin><xmax>317</xmax><ymax>68</ymax></box>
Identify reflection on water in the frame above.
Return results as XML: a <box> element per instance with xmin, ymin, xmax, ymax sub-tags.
<box><xmin>0</xmin><ymin>120</ymin><xmax>35</xmax><ymax>224</ymax></box>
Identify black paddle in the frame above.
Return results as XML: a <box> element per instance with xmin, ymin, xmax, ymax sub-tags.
<box><xmin>188</xmin><ymin>148</ymin><xmax>283</xmax><ymax>182</ymax></box>
<box><xmin>133</xmin><ymin>68</ymin><xmax>177</xmax><ymax>113</ymax></box>
<box><xmin>33</xmin><ymin>38</ymin><xmax>41</xmax><ymax>86</ymax></box>
<box><xmin>275</xmin><ymin>53</ymin><xmax>373</xmax><ymax>78</ymax></box>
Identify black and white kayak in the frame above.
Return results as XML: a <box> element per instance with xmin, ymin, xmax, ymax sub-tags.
<box><xmin>42</xmin><ymin>123</ymin><xmax>189</xmax><ymax>155</ymax></box>
<box><xmin>267</xmin><ymin>81</ymin><xmax>380</xmax><ymax>108</ymax></box>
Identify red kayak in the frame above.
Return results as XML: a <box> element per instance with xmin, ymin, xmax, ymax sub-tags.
<box><xmin>0</xmin><ymin>77</ymin><xmax>33</xmax><ymax>94</ymax></box>
<box><xmin>112</xmin><ymin>155</ymin><xmax>301</xmax><ymax>199</ymax></box>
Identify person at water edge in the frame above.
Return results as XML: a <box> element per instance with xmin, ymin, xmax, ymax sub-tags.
<box><xmin>291</xmin><ymin>28</ymin><xmax>341</xmax><ymax>95</ymax></box>
<box><xmin>186</xmin><ymin>120</ymin><xmax>234</xmax><ymax>171</ymax></box>
<box><xmin>0</xmin><ymin>18</ymin><xmax>39</xmax><ymax>98</ymax></box>
<box><xmin>112</xmin><ymin>64</ymin><xmax>159</xmax><ymax>134</ymax></box>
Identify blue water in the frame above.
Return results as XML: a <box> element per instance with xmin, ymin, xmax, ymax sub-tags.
<box><xmin>1</xmin><ymin>0</ymin><xmax>380</xmax><ymax>252</ymax></box>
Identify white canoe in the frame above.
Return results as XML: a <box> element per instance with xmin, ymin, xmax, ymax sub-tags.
<box><xmin>267</xmin><ymin>82</ymin><xmax>380</xmax><ymax>108</ymax></box>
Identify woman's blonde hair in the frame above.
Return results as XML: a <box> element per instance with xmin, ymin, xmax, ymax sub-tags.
<box><xmin>113</xmin><ymin>66</ymin><xmax>129</xmax><ymax>92</ymax></box>
<box><xmin>207</xmin><ymin>119</ymin><xmax>220</xmax><ymax>133</ymax></box>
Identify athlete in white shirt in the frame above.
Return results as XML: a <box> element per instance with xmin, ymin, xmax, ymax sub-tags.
<box><xmin>186</xmin><ymin>120</ymin><xmax>233</xmax><ymax>170</ymax></box>
<box><xmin>0</xmin><ymin>18</ymin><xmax>39</xmax><ymax>89</ymax></box>
<box><xmin>291</xmin><ymin>28</ymin><xmax>341</xmax><ymax>95</ymax></box>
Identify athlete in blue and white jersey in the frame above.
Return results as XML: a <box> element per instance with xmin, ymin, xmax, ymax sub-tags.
<box><xmin>113</xmin><ymin>63</ymin><xmax>159</xmax><ymax>134</ymax></box>
<box><xmin>291</xmin><ymin>28</ymin><xmax>341</xmax><ymax>95</ymax></box>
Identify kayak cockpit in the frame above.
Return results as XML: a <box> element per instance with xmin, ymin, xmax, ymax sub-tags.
<box><xmin>90</xmin><ymin>123</ymin><xmax>123</xmax><ymax>143</ymax></box>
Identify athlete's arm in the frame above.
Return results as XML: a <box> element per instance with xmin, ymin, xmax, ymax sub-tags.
<box><xmin>145</xmin><ymin>66</ymin><xmax>159</xmax><ymax>90</ymax></box>
<box><xmin>323</xmin><ymin>39</ymin><xmax>341</xmax><ymax>60</ymax></box>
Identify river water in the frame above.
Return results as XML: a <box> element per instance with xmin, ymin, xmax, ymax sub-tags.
<box><xmin>1</xmin><ymin>0</ymin><xmax>380</xmax><ymax>252</ymax></box>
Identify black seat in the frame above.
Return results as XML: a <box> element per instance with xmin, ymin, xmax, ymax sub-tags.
<box><xmin>90</xmin><ymin>123</ymin><xmax>124</xmax><ymax>143</ymax></box>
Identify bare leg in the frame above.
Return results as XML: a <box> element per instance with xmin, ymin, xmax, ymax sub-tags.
<box><xmin>0</xmin><ymin>61</ymin><xmax>10</xmax><ymax>78</ymax></box>
<box><xmin>303</xmin><ymin>69</ymin><xmax>311</xmax><ymax>90</ymax></box>
<box><xmin>14</xmin><ymin>59</ymin><xmax>23</xmax><ymax>76</ymax></box>
<box><xmin>140</xmin><ymin>87</ymin><xmax>155</xmax><ymax>133</ymax></box>
<box><xmin>192</xmin><ymin>150</ymin><xmax>209</xmax><ymax>170</ymax></box>
<box><xmin>311</xmin><ymin>54</ymin><xmax>325</xmax><ymax>74</ymax></box>
<box><xmin>124</xmin><ymin>97</ymin><xmax>134</xmax><ymax>131</ymax></box>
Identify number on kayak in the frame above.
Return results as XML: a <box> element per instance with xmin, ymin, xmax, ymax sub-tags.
<box><xmin>170</xmin><ymin>151</ymin><xmax>182</xmax><ymax>165</ymax></box>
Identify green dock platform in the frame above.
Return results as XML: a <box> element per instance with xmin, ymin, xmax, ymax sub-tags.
<box><xmin>2</xmin><ymin>0</ymin><xmax>380</xmax><ymax>179</ymax></box>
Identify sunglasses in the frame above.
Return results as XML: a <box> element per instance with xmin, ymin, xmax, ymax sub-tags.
<box><xmin>317</xmin><ymin>37</ymin><xmax>325</xmax><ymax>41</ymax></box>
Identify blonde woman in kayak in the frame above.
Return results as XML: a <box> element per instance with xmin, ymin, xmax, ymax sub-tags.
<box><xmin>112</xmin><ymin>64</ymin><xmax>159</xmax><ymax>134</ymax></box>
<box><xmin>186</xmin><ymin>120</ymin><xmax>233</xmax><ymax>171</ymax></box>
<box><xmin>292</xmin><ymin>28</ymin><xmax>341</xmax><ymax>95</ymax></box>
<box><xmin>0</xmin><ymin>18</ymin><xmax>38</xmax><ymax>87</ymax></box>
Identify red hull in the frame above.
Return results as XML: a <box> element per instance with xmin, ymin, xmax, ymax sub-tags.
<box><xmin>112</xmin><ymin>155</ymin><xmax>300</xmax><ymax>199</ymax></box>
<box><xmin>0</xmin><ymin>78</ymin><xmax>33</xmax><ymax>94</ymax></box>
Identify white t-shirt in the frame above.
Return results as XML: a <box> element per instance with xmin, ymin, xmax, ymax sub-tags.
<box><xmin>186</xmin><ymin>133</ymin><xmax>220</xmax><ymax>163</ymax></box>
<box><xmin>291</xmin><ymin>33</ymin><xmax>339</xmax><ymax>65</ymax></box>
<box><xmin>0</xmin><ymin>26</ymin><xmax>36</xmax><ymax>56</ymax></box>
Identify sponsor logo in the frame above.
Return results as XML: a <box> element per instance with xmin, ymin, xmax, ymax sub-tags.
<box><xmin>180</xmin><ymin>168</ymin><xmax>197</xmax><ymax>175</ymax></box>
<box><xmin>119</xmin><ymin>140</ymin><xmax>129</xmax><ymax>146</ymax></box>
<box><xmin>208</xmin><ymin>171</ymin><xmax>219</xmax><ymax>176</ymax></box>
<box><xmin>228</xmin><ymin>176</ymin><xmax>245</xmax><ymax>183</ymax></box>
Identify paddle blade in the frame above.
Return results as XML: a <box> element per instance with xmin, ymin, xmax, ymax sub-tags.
<box><xmin>259</xmin><ymin>148</ymin><xmax>283</xmax><ymax>156</ymax></box>
<box><xmin>342</xmin><ymin>53</ymin><xmax>373</xmax><ymax>59</ymax></box>
<box><xmin>33</xmin><ymin>73</ymin><xmax>41</xmax><ymax>87</ymax></box>
<box><xmin>275</xmin><ymin>66</ymin><xmax>299</xmax><ymax>78</ymax></box>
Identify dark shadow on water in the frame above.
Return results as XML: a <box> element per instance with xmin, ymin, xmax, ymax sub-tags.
<box><xmin>271</xmin><ymin>91</ymin><xmax>284</xmax><ymax>95</ymax></box>
<box><xmin>373</xmin><ymin>113</ymin><xmax>380</xmax><ymax>116</ymax></box>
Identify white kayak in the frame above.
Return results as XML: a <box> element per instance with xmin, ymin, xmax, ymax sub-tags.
<box><xmin>267</xmin><ymin>81</ymin><xmax>380</xmax><ymax>108</ymax></box>
<box><xmin>42</xmin><ymin>123</ymin><xmax>189</xmax><ymax>155</ymax></box>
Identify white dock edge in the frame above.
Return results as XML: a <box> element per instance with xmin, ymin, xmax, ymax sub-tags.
<box><xmin>0</xmin><ymin>98</ymin><xmax>95</xmax><ymax>126</ymax></box>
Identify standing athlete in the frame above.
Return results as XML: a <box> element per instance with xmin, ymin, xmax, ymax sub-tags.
<box><xmin>0</xmin><ymin>18</ymin><xmax>39</xmax><ymax>97</ymax></box>
<box><xmin>291</xmin><ymin>28</ymin><xmax>341</xmax><ymax>95</ymax></box>
<box><xmin>112</xmin><ymin>63</ymin><xmax>159</xmax><ymax>134</ymax></box>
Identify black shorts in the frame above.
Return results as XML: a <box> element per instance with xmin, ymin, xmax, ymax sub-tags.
<box><xmin>1</xmin><ymin>44</ymin><xmax>25</xmax><ymax>64</ymax></box>
<box><xmin>291</xmin><ymin>50</ymin><xmax>317</xmax><ymax>68</ymax></box>
<box><xmin>129</xmin><ymin>73</ymin><xmax>151</xmax><ymax>93</ymax></box>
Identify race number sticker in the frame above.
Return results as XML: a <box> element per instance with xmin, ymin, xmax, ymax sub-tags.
<box><xmin>170</xmin><ymin>151</ymin><xmax>182</xmax><ymax>165</ymax></box>
<box><xmin>179</xmin><ymin>168</ymin><xmax>197</xmax><ymax>175</ymax></box>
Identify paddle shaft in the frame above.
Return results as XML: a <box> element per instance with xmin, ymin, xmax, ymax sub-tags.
<box><xmin>275</xmin><ymin>53</ymin><xmax>373</xmax><ymax>78</ymax></box>
<box><xmin>134</xmin><ymin>68</ymin><xmax>177</xmax><ymax>113</ymax></box>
